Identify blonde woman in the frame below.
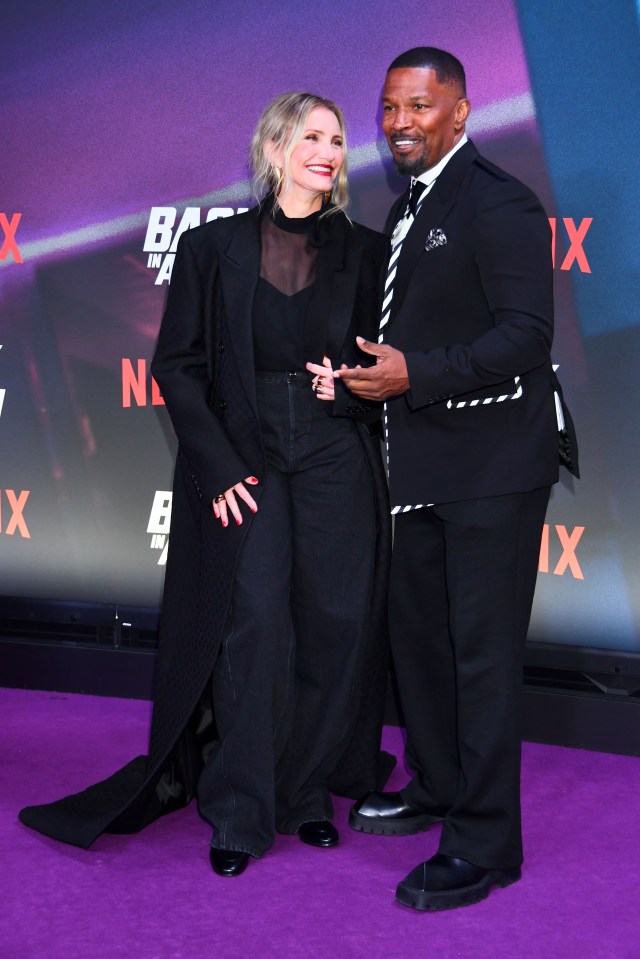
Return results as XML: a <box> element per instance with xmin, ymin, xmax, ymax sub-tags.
<box><xmin>20</xmin><ymin>93</ymin><xmax>392</xmax><ymax>876</ymax></box>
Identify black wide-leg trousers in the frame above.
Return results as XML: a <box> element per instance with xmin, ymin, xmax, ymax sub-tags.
<box><xmin>198</xmin><ymin>372</ymin><xmax>376</xmax><ymax>857</ymax></box>
<box><xmin>390</xmin><ymin>487</ymin><xmax>550</xmax><ymax>869</ymax></box>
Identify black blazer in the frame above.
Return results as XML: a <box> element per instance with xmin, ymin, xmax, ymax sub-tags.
<box><xmin>152</xmin><ymin>203</ymin><xmax>387</xmax><ymax>507</ymax></box>
<box><xmin>383</xmin><ymin>139</ymin><xmax>578</xmax><ymax>507</ymax></box>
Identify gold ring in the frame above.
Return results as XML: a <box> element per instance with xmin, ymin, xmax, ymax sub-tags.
<box><xmin>214</xmin><ymin>494</ymin><xmax>225</xmax><ymax>503</ymax></box>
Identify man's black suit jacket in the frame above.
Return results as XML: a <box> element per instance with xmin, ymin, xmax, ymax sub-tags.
<box><xmin>383</xmin><ymin>139</ymin><xmax>578</xmax><ymax>507</ymax></box>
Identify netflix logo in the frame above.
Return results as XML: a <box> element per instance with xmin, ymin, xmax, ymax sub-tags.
<box><xmin>0</xmin><ymin>213</ymin><xmax>22</xmax><ymax>264</ymax></box>
<box><xmin>549</xmin><ymin>218</ymin><xmax>592</xmax><ymax>273</ymax></box>
<box><xmin>539</xmin><ymin>524</ymin><xmax>584</xmax><ymax>580</ymax></box>
<box><xmin>0</xmin><ymin>489</ymin><xmax>30</xmax><ymax>539</ymax></box>
<box><xmin>121</xmin><ymin>359</ymin><xmax>164</xmax><ymax>408</ymax></box>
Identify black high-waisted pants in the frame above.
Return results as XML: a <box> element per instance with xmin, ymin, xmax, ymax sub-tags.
<box><xmin>198</xmin><ymin>371</ymin><xmax>376</xmax><ymax>857</ymax></box>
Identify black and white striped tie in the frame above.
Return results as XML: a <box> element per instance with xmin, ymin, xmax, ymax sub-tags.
<box><xmin>379</xmin><ymin>179</ymin><xmax>432</xmax><ymax>514</ymax></box>
<box><xmin>379</xmin><ymin>180</ymin><xmax>422</xmax><ymax>344</ymax></box>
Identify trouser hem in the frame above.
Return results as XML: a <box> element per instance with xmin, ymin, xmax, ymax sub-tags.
<box><xmin>209</xmin><ymin>839</ymin><xmax>264</xmax><ymax>859</ymax></box>
<box><xmin>437</xmin><ymin>840</ymin><xmax>523</xmax><ymax>872</ymax></box>
<box><xmin>276</xmin><ymin>812</ymin><xmax>333</xmax><ymax>835</ymax></box>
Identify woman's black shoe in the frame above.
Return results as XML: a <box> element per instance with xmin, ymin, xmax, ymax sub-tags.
<box><xmin>209</xmin><ymin>847</ymin><xmax>250</xmax><ymax>877</ymax></box>
<box><xmin>297</xmin><ymin>820</ymin><xmax>339</xmax><ymax>847</ymax></box>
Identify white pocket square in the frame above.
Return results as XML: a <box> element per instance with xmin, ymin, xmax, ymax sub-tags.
<box><xmin>425</xmin><ymin>228</ymin><xmax>447</xmax><ymax>252</ymax></box>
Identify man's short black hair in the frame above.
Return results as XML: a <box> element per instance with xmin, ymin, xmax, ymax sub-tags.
<box><xmin>387</xmin><ymin>47</ymin><xmax>466</xmax><ymax>97</ymax></box>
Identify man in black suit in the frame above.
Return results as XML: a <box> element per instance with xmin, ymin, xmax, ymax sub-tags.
<box><xmin>337</xmin><ymin>47</ymin><xmax>578</xmax><ymax>911</ymax></box>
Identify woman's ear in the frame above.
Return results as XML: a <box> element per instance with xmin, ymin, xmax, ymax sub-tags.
<box><xmin>264</xmin><ymin>140</ymin><xmax>283</xmax><ymax>169</ymax></box>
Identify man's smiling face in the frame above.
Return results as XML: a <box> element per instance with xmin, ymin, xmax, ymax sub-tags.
<box><xmin>381</xmin><ymin>66</ymin><xmax>469</xmax><ymax>176</ymax></box>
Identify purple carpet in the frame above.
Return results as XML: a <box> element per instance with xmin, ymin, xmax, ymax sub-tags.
<box><xmin>2</xmin><ymin>687</ymin><xmax>639</xmax><ymax>959</ymax></box>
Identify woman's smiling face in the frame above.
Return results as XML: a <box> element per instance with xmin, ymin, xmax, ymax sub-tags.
<box><xmin>283</xmin><ymin>105</ymin><xmax>344</xmax><ymax>199</ymax></box>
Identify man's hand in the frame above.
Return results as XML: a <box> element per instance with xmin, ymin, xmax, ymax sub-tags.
<box><xmin>334</xmin><ymin>336</ymin><xmax>410</xmax><ymax>401</ymax></box>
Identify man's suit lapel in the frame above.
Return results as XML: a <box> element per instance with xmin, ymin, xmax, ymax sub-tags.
<box><xmin>390</xmin><ymin>140</ymin><xmax>478</xmax><ymax>322</ymax></box>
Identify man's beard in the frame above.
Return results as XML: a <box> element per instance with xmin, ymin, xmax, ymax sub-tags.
<box><xmin>391</xmin><ymin>142</ymin><xmax>428</xmax><ymax>177</ymax></box>
<box><xmin>393</xmin><ymin>140</ymin><xmax>429</xmax><ymax>177</ymax></box>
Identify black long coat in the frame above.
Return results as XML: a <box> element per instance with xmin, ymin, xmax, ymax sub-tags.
<box><xmin>19</xmin><ymin>205</ymin><xmax>393</xmax><ymax>849</ymax></box>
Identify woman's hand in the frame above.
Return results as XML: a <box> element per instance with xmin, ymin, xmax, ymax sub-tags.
<box><xmin>305</xmin><ymin>355</ymin><xmax>335</xmax><ymax>401</ymax></box>
<box><xmin>212</xmin><ymin>476</ymin><xmax>259</xmax><ymax>527</ymax></box>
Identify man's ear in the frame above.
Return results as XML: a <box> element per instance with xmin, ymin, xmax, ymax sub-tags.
<box><xmin>454</xmin><ymin>98</ymin><xmax>471</xmax><ymax>131</ymax></box>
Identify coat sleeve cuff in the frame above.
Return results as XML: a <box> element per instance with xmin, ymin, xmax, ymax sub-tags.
<box><xmin>404</xmin><ymin>351</ymin><xmax>451</xmax><ymax>410</ymax></box>
<box><xmin>326</xmin><ymin>377</ymin><xmax>381</xmax><ymax>422</ymax></box>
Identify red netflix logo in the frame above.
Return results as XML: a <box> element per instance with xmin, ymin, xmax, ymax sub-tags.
<box><xmin>0</xmin><ymin>213</ymin><xmax>23</xmax><ymax>263</ymax></box>
<box><xmin>539</xmin><ymin>524</ymin><xmax>584</xmax><ymax>579</ymax></box>
<box><xmin>548</xmin><ymin>218</ymin><xmax>592</xmax><ymax>273</ymax></box>
<box><xmin>121</xmin><ymin>359</ymin><xmax>164</xmax><ymax>408</ymax></box>
<box><xmin>0</xmin><ymin>489</ymin><xmax>30</xmax><ymax>538</ymax></box>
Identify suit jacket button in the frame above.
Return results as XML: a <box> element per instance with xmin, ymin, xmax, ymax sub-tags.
<box><xmin>218</xmin><ymin>342</ymin><xmax>224</xmax><ymax>352</ymax></box>
<box><xmin>219</xmin><ymin>400</ymin><xmax>227</xmax><ymax>410</ymax></box>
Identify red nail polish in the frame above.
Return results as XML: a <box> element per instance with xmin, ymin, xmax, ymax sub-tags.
<box><xmin>222</xmin><ymin>521</ymin><xmax>227</xmax><ymax>527</ymax></box>
<box><xmin>236</xmin><ymin>518</ymin><xmax>241</xmax><ymax>526</ymax></box>
<box><xmin>251</xmin><ymin>507</ymin><xmax>257</xmax><ymax>513</ymax></box>
<box><xmin>248</xmin><ymin>476</ymin><xmax>258</xmax><ymax>484</ymax></box>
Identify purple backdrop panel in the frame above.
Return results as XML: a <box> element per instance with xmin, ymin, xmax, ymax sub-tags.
<box><xmin>0</xmin><ymin>0</ymin><xmax>629</xmax><ymax>652</ymax></box>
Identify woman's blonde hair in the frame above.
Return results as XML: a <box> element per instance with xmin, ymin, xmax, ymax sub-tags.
<box><xmin>250</xmin><ymin>92</ymin><xmax>349</xmax><ymax>216</ymax></box>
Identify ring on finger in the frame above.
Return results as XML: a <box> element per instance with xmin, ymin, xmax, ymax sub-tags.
<box><xmin>214</xmin><ymin>494</ymin><xmax>225</xmax><ymax>503</ymax></box>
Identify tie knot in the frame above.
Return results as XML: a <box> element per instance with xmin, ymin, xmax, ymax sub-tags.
<box><xmin>406</xmin><ymin>180</ymin><xmax>421</xmax><ymax>217</ymax></box>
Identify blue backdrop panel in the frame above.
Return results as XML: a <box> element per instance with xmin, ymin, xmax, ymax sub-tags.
<box><xmin>516</xmin><ymin>1</ymin><xmax>640</xmax><ymax>649</ymax></box>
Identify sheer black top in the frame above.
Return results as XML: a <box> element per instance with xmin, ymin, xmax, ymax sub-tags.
<box><xmin>252</xmin><ymin>204</ymin><xmax>323</xmax><ymax>372</ymax></box>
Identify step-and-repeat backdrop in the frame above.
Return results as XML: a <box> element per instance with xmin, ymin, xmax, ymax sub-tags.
<box><xmin>1</xmin><ymin>1</ymin><xmax>639</xmax><ymax>651</ymax></box>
